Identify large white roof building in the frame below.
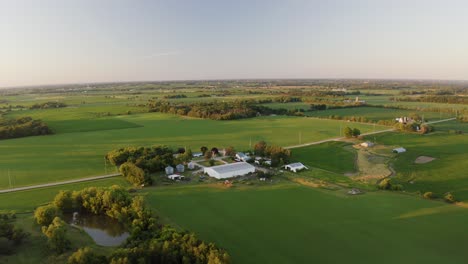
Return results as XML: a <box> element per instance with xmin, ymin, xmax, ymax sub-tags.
<box><xmin>204</xmin><ymin>162</ymin><xmax>255</xmax><ymax>179</ymax></box>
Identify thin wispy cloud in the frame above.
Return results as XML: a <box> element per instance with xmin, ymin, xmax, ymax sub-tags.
<box><xmin>143</xmin><ymin>51</ymin><xmax>181</xmax><ymax>59</ymax></box>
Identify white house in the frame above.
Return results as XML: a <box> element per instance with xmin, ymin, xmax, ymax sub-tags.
<box><xmin>284</xmin><ymin>162</ymin><xmax>308</xmax><ymax>172</ymax></box>
<box><xmin>165</xmin><ymin>166</ymin><xmax>174</xmax><ymax>175</ymax></box>
<box><xmin>235</xmin><ymin>152</ymin><xmax>251</xmax><ymax>162</ymax></box>
<box><xmin>393</xmin><ymin>147</ymin><xmax>407</xmax><ymax>153</ymax></box>
<box><xmin>168</xmin><ymin>174</ymin><xmax>184</xmax><ymax>180</ymax></box>
<box><xmin>360</xmin><ymin>142</ymin><xmax>374</xmax><ymax>148</ymax></box>
<box><xmin>204</xmin><ymin>162</ymin><xmax>255</xmax><ymax>179</ymax></box>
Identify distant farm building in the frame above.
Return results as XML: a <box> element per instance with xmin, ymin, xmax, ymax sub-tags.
<box><xmin>192</xmin><ymin>152</ymin><xmax>203</xmax><ymax>158</ymax></box>
<box><xmin>176</xmin><ymin>164</ymin><xmax>185</xmax><ymax>173</ymax></box>
<box><xmin>168</xmin><ymin>174</ymin><xmax>184</xmax><ymax>180</ymax></box>
<box><xmin>235</xmin><ymin>152</ymin><xmax>251</xmax><ymax>162</ymax></box>
<box><xmin>203</xmin><ymin>162</ymin><xmax>255</xmax><ymax>179</ymax></box>
<box><xmin>165</xmin><ymin>166</ymin><xmax>174</xmax><ymax>175</ymax></box>
<box><xmin>393</xmin><ymin>147</ymin><xmax>407</xmax><ymax>153</ymax></box>
<box><xmin>360</xmin><ymin>142</ymin><xmax>374</xmax><ymax>148</ymax></box>
<box><xmin>284</xmin><ymin>162</ymin><xmax>308</xmax><ymax>172</ymax></box>
<box><xmin>187</xmin><ymin>161</ymin><xmax>196</xmax><ymax>170</ymax></box>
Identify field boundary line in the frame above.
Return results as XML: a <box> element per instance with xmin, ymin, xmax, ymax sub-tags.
<box><xmin>0</xmin><ymin>173</ymin><xmax>121</xmax><ymax>194</ymax></box>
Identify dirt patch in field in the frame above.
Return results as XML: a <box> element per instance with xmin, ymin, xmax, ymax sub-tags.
<box><xmin>415</xmin><ymin>156</ymin><xmax>436</xmax><ymax>164</ymax></box>
<box><xmin>291</xmin><ymin>178</ymin><xmax>321</xmax><ymax>188</ymax></box>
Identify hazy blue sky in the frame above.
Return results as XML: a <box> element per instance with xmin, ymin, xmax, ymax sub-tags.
<box><xmin>1</xmin><ymin>0</ymin><xmax>468</xmax><ymax>87</ymax></box>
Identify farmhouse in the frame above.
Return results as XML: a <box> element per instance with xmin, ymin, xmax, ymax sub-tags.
<box><xmin>285</xmin><ymin>162</ymin><xmax>308</xmax><ymax>172</ymax></box>
<box><xmin>360</xmin><ymin>141</ymin><xmax>374</xmax><ymax>148</ymax></box>
<box><xmin>235</xmin><ymin>152</ymin><xmax>251</xmax><ymax>162</ymax></box>
<box><xmin>203</xmin><ymin>162</ymin><xmax>255</xmax><ymax>179</ymax></box>
<box><xmin>393</xmin><ymin>147</ymin><xmax>406</xmax><ymax>153</ymax></box>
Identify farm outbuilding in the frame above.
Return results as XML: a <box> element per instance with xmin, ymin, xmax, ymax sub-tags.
<box><xmin>176</xmin><ymin>164</ymin><xmax>185</xmax><ymax>173</ymax></box>
<box><xmin>187</xmin><ymin>161</ymin><xmax>196</xmax><ymax>170</ymax></box>
<box><xmin>203</xmin><ymin>162</ymin><xmax>255</xmax><ymax>179</ymax></box>
<box><xmin>165</xmin><ymin>166</ymin><xmax>174</xmax><ymax>175</ymax></box>
<box><xmin>285</xmin><ymin>162</ymin><xmax>308</xmax><ymax>172</ymax></box>
<box><xmin>168</xmin><ymin>174</ymin><xmax>184</xmax><ymax>180</ymax></box>
<box><xmin>235</xmin><ymin>152</ymin><xmax>251</xmax><ymax>162</ymax></box>
<box><xmin>360</xmin><ymin>142</ymin><xmax>374</xmax><ymax>148</ymax></box>
<box><xmin>393</xmin><ymin>147</ymin><xmax>407</xmax><ymax>153</ymax></box>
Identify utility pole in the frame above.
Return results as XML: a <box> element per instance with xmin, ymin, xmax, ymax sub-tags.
<box><xmin>249</xmin><ymin>137</ymin><xmax>252</xmax><ymax>149</ymax></box>
<box><xmin>299</xmin><ymin>131</ymin><xmax>302</xmax><ymax>144</ymax></box>
<box><xmin>104</xmin><ymin>157</ymin><xmax>107</xmax><ymax>174</ymax></box>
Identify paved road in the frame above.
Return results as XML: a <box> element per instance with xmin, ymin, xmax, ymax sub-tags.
<box><xmin>0</xmin><ymin>173</ymin><xmax>121</xmax><ymax>194</ymax></box>
<box><xmin>285</xmin><ymin>117</ymin><xmax>457</xmax><ymax>149</ymax></box>
<box><xmin>0</xmin><ymin>117</ymin><xmax>457</xmax><ymax>194</ymax></box>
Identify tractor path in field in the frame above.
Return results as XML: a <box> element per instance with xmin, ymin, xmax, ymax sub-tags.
<box><xmin>0</xmin><ymin>173</ymin><xmax>121</xmax><ymax>194</ymax></box>
<box><xmin>285</xmin><ymin>117</ymin><xmax>457</xmax><ymax>149</ymax></box>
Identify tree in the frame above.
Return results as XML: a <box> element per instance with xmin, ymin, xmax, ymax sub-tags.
<box><xmin>42</xmin><ymin>217</ymin><xmax>71</xmax><ymax>254</ymax></box>
<box><xmin>444</xmin><ymin>192</ymin><xmax>456</xmax><ymax>203</ymax></box>
<box><xmin>352</xmin><ymin>128</ymin><xmax>361</xmax><ymax>137</ymax></box>
<box><xmin>53</xmin><ymin>190</ymin><xmax>75</xmax><ymax>212</ymax></box>
<box><xmin>200</xmin><ymin>146</ymin><xmax>208</xmax><ymax>154</ymax></box>
<box><xmin>209</xmin><ymin>159</ymin><xmax>215</xmax><ymax>166</ymax></box>
<box><xmin>68</xmin><ymin>247</ymin><xmax>107</xmax><ymax>264</ymax></box>
<box><xmin>211</xmin><ymin>147</ymin><xmax>219</xmax><ymax>156</ymax></box>
<box><xmin>344</xmin><ymin>127</ymin><xmax>353</xmax><ymax>138</ymax></box>
<box><xmin>119</xmin><ymin>162</ymin><xmax>147</xmax><ymax>186</ymax></box>
<box><xmin>224</xmin><ymin>146</ymin><xmax>236</xmax><ymax>157</ymax></box>
<box><xmin>204</xmin><ymin>151</ymin><xmax>212</xmax><ymax>160</ymax></box>
<box><xmin>34</xmin><ymin>205</ymin><xmax>60</xmax><ymax>226</ymax></box>
<box><xmin>378</xmin><ymin>178</ymin><xmax>391</xmax><ymax>190</ymax></box>
<box><xmin>254</xmin><ymin>141</ymin><xmax>267</xmax><ymax>156</ymax></box>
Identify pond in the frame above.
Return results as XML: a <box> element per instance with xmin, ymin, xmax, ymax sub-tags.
<box><xmin>64</xmin><ymin>212</ymin><xmax>130</xmax><ymax>247</ymax></box>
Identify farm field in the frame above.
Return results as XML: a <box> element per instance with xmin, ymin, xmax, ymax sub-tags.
<box><xmin>305</xmin><ymin>106</ymin><xmax>454</xmax><ymax>121</ymax></box>
<box><xmin>146</xmin><ymin>183</ymin><xmax>468</xmax><ymax>264</ymax></box>
<box><xmin>0</xmin><ymin>112</ymin><xmax>387</xmax><ymax>190</ymax></box>
<box><xmin>365</xmin><ymin>132</ymin><xmax>468</xmax><ymax>201</ymax></box>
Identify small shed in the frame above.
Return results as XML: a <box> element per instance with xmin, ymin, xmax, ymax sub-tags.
<box><xmin>285</xmin><ymin>162</ymin><xmax>308</xmax><ymax>172</ymax></box>
<box><xmin>168</xmin><ymin>174</ymin><xmax>184</xmax><ymax>180</ymax></box>
<box><xmin>176</xmin><ymin>164</ymin><xmax>185</xmax><ymax>173</ymax></box>
<box><xmin>165</xmin><ymin>166</ymin><xmax>174</xmax><ymax>175</ymax></box>
<box><xmin>360</xmin><ymin>141</ymin><xmax>374</xmax><ymax>148</ymax></box>
<box><xmin>187</xmin><ymin>161</ymin><xmax>196</xmax><ymax>170</ymax></box>
<box><xmin>393</xmin><ymin>147</ymin><xmax>406</xmax><ymax>153</ymax></box>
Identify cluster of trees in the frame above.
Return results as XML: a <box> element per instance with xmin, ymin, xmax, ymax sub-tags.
<box><xmin>378</xmin><ymin>178</ymin><xmax>403</xmax><ymax>191</ymax></box>
<box><xmin>394</xmin><ymin>123</ymin><xmax>434</xmax><ymax>134</ymax></box>
<box><xmin>30</xmin><ymin>101</ymin><xmax>67</xmax><ymax>109</ymax></box>
<box><xmin>0</xmin><ymin>212</ymin><xmax>29</xmax><ymax>255</ymax></box>
<box><xmin>390</xmin><ymin>95</ymin><xmax>468</xmax><ymax>105</ymax></box>
<box><xmin>343</xmin><ymin>127</ymin><xmax>361</xmax><ymax>138</ymax></box>
<box><xmin>163</xmin><ymin>94</ymin><xmax>187</xmax><ymax>99</ymax></box>
<box><xmin>0</xmin><ymin>116</ymin><xmax>52</xmax><ymax>140</ymax></box>
<box><xmin>106</xmin><ymin>146</ymin><xmax>175</xmax><ymax>184</ymax></box>
<box><xmin>34</xmin><ymin>186</ymin><xmax>230</xmax><ymax>263</ymax></box>
<box><xmin>254</xmin><ymin>141</ymin><xmax>291</xmax><ymax>166</ymax></box>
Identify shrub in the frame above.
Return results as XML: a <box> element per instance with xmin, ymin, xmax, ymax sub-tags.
<box><xmin>423</xmin><ymin>192</ymin><xmax>434</xmax><ymax>199</ymax></box>
<box><xmin>68</xmin><ymin>247</ymin><xmax>107</xmax><ymax>264</ymax></box>
<box><xmin>34</xmin><ymin>205</ymin><xmax>60</xmax><ymax>226</ymax></box>
<box><xmin>41</xmin><ymin>217</ymin><xmax>71</xmax><ymax>254</ymax></box>
<box><xmin>444</xmin><ymin>192</ymin><xmax>456</xmax><ymax>203</ymax></box>
<box><xmin>378</xmin><ymin>178</ymin><xmax>391</xmax><ymax>190</ymax></box>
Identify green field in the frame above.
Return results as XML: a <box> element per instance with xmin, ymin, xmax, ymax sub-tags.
<box><xmin>306</xmin><ymin>106</ymin><xmax>454</xmax><ymax>122</ymax></box>
<box><xmin>0</xmin><ymin>111</ymin><xmax>387</xmax><ymax>189</ymax></box>
<box><xmin>146</xmin><ymin>184</ymin><xmax>468</xmax><ymax>264</ymax></box>
<box><xmin>366</xmin><ymin>132</ymin><xmax>468</xmax><ymax>201</ymax></box>
<box><xmin>291</xmin><ymin>142</ymin><xmax>356</xmax><ymax>174</ymax></box>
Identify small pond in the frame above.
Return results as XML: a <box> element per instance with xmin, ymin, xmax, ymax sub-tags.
<box><xmin>64</xmin><ymin>212</ymin><xmax>130</xmax><ymax>247</ymax></box>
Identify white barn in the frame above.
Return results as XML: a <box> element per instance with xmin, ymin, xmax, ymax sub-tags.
<box><xmin>285</xmin><ymin>162</ymin><xmax>308</xmax><ymax>172</ymax></box>
<box><xmin>204</xmin><ymin>162</ymin><xmax>255</xmax><ymax>179</ymax></box>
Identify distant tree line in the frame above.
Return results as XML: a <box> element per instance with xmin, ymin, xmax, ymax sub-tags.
<box><xmin>163</xmin><ymin>94</ymin><xmax>187</xmax><ymax>99</ymax></box>
<box><xmin>34</xmin><ymin>186</ymin><xmax>230</xmax><ymax>263</ymax></box>
<box><xmin>0</xmin><ymin>116</ymin><xmax>52</xmax><ymax>140</ymax></box>
<box><xmin>390</xmin><ymin>95</ymin><xmax>468</xmax><ymax>105</ymax></box>
<box><xmin>30</xmin><ymin>101</ymin><xmax>67</xmax><ymax>109</ymax></box>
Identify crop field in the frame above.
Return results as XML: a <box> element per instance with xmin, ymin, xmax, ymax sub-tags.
<box><xmin>146</xmin><ymin>183</ymin><xmax>468</xmax><ymax>264</ymax></box>
<box><xmin>0</xmin><ymin>110</ymin><xmax>387</xmax><ymax>189</ymax></box>
<box><xmin>305</xmin><ymin>106</ymin><xmax>454</xmax><ymax>121</ymax></box>
<box><xmin>366</xmin><ymin>132</ymin><xmax>468</xmax><ymax>201</ymax></box>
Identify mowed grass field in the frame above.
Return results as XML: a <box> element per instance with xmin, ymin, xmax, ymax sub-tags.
<box><xmin>0</xmin><ymin>110</ymin><xmax>387</xmax><ymax>189</ymax></box>
<box><xmin>366</xmin><ymin>131</ymin><xmax>468</xmax><ymax>201</ymax></box>
<box><xmin>146</xmin><ymin>184</ymin><xmax>468</xmax><ymax>264</ymax></box>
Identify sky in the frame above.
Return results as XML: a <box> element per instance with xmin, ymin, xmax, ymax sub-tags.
<box><xmin>1</xmin><ymin>0</ymin><xmax>468</xmax><ymax>87</ymax></box>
